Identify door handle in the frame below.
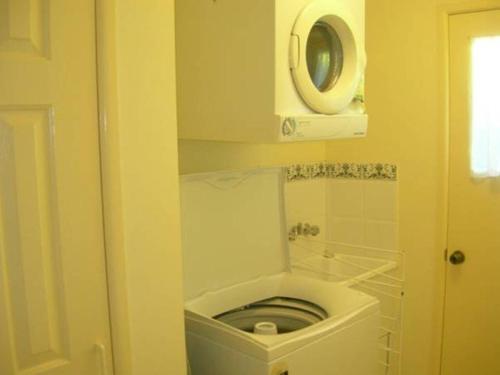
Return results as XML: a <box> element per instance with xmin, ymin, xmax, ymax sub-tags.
<box><xmin>449</xmin><ymin>250</ymin><xmax>466</xmax><ymax>265</ymax></box>
<box><xmin>95</xmin><ymin>343</ymin><xmax>109</xmax><ymax>375</ymax></box>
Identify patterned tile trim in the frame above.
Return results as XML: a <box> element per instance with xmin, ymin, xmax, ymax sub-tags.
<box><xmin>285</xmin><ymin>162</ymin><xmax>397</xmax><ymax>182</ymax></box>
<box><xmin>329</xmin><ymin>163</ymin><xmax>363</xmax><ymax>179</ymax></box>
<box><xmin>362</xmin><ymin>163</ymin><xmax>398</xmax><ymax>181</ymax></box>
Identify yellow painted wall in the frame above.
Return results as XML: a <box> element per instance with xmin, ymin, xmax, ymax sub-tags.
<box><xmin>178</xmin><ymin>140</ymin><xmax>326</xmax><ymax>174</ymax></box>
<box><xmin>325</xmin><ymin>1</ymin><xmax>458</xmax><ymax>374</ymax></box>
<box><xmin>115</xmin><ymin>1</ymin><xmax>187</xmax><ymax>374</ymax></box>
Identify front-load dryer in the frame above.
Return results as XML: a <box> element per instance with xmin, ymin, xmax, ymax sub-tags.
<box><xmin>176</xmin><ymin>0</ymin><xmax>367</xmax><ymax>143</ymax></box>
<box><xmin>180</xmin><ymin>168</ymin><xmax>379</xmax><ymax>375</ymax></box>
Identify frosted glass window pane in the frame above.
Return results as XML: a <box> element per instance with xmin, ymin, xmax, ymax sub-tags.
<box><xmin>471</xmin><ymin>36</ymin><xmax>500</xmax><ymax>178</ymax></box>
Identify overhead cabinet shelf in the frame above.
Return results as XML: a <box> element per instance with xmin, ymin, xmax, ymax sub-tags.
<box><xmin>175</xmin><ymin>0</ymin><xmax>367</xmax><ymax>143</ymax></box>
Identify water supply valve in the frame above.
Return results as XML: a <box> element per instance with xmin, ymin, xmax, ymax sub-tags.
<box><xmin>288</xmin><ymin>222</ymin><xmax>320</xmax><ymax>241</ymax></box>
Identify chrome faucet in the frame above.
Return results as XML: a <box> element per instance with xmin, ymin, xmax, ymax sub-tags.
<box><xmin>288</xmin><ymin>222</ymin><xmax>320</xmax><ymax>241</ymax></box>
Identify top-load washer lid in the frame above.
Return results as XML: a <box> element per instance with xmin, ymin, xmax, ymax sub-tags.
<box><xmin>290</xmin><ymin>0</ymin><xmax>365</xmax><ymax>114</ymax></box>
<box><xmin>180</xmin><ymin>168</ymin><xmax>289</xmax><ymax>300</ymax></box>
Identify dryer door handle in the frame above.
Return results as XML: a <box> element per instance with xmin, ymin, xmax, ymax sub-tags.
<box><xmin>289</xmin><ymin>34</ymin><xmax>300</xmax><ymax>69</ymax></box>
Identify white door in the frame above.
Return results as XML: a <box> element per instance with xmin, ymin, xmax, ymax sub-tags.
<box><xmin>442</xmin><ymin>10</ymin><xmax>500</xmax><ymax>375</ymax></box>
<box><xmin>0</xmin><ymin>1</ymin><xmax>113</xmax><ymax>374</ymax></box>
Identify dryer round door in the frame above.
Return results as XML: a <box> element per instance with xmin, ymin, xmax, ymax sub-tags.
<box><xmin>290</xmin><ymin>0</ymin><xmax>365</xmax><ymax>114</ymax></box>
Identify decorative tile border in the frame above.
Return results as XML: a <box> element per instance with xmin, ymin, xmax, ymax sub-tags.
<box><xmin>285</xmin><ymin>162</ymin><xmax>398</xmax><ymax>182</ymax></box>
<box><xmin>362</xmin><ymin>163</ymin><xmax>398</xmax><ymax>181</ymax></box>
<box><xmin>286</xmin><ymin>163</ymin><xmax>327</xmax><ymax>181</ymax></box>
<box><xmin>329</xmin><ymin>163</ymin><xmax>363</xmax><ymax>179</ymax></box>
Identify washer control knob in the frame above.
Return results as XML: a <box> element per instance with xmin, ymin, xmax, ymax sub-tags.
<box><xmin>282</xmin><ymin>118</ymin><xmax>296</xmax><ymax>136</ymax></box>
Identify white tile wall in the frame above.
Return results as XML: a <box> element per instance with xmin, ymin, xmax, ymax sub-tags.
<box><xmin>328</xmin><ymin>217</ymin><xmax>365</xmax><ymax>245</ymax></box>
<box><xmin>285</xmin><ymin>178</ymin><xmax>398</xmax><ymax>258</ymax></box>
<box><xmin>284</xmin><ymin>173</ymin><xmax>399</xmax><ymax>260</ymax></box>
<box><xmin>327</xmin><ymin>180</ymin><xmax>364</xmax><ymax>218</ymax></box>
<box><xmin>364</xmin><ymin>181</ymin><xmax>398</xmax><ymax>221</ymax></box>
<box><xmin>284</xmin><ymin>179</ymin><xmax>327</xmax><ymax>260</ymax></box>
<box><xmin>284</xmin><ymin>169</ymin><xmax>402</xmax><ymax>375</ymax></box>
<box><xmin>285</xmin><ymin>179</ymin><xmax>326</xmax><ymax>218</ymax></box>
<box><xmin>365</xmin><ymin>220</ymin><xmax>398</xmax><ymax>251</ymax></box>
<box><xmin>325</xmin><ymin>179</ymin><xmax>399</xmax><ymax>254</ymax></box>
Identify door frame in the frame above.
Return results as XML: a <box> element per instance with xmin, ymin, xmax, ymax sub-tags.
<box><xmin>95</xmin><ymin>1</ymin><xmax>131</xmax><ymax>374</ymax></box>
<box><xmin>95</xmin><ymin>1</ymin><xmax>187</xmax><ymax>374</ymax></box>
<box><xmin>437</xmin><ymin>1</ymin><xmax>500</xmax><ymax>374</ymax></box>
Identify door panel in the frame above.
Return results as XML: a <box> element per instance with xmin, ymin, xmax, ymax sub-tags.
<box><xmin>0</xmin><ymin>108</ymin><xmax>70</xmax><ymax>371</ymax></box>
<box><xmin>0</xmin><ymin>1</ymin><xmax>113</xmax><ymax>374</ymax></box>
<box><xmin>443</xmin><ymin>10</ymin><xmax>500</xmax><ymax>375</ymax></box>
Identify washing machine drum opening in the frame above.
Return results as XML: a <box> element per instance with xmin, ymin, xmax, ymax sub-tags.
<box><xmin>307</xmin><ymin>21</ymin><xmax>343</xmax><ymax>92</ymax></box>
<box><xmin>214</xmin><ymin>297</ymin><xmax>328</xmax><ymax>335</ymax></box>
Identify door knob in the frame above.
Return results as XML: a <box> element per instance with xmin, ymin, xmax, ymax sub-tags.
<box><xmin>449</xmin><ymin>250</ymin><xmax>466</xmax><ymax>265</ymax></box>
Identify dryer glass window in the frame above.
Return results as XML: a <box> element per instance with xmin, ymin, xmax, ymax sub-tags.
<box><xmin>306</xmin><ymin>22</ymin><xmax>343</xmax><ymax>92</ymax></box>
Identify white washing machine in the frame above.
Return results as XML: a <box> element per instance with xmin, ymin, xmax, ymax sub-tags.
<box><xmin>180</xmin><ymin>168</ymin><xmax>379</xmax><ymax>375</ymax></box>
<box><xmin>176</xmin><ymin>0</ymin><xmax>367</xmax><ymax>143</ymax></box>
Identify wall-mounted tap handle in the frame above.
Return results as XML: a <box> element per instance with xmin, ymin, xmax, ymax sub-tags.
<box><xmin>310</xmin><ymin>225</ymin><xmax>320</xmax><ymax>236</ymax></box>
<box><xmin>288</xmin><ymin>222</ymin><xmax>320</xmax><ymax>241</ymax></box>
<box><xmin>303</xmin><ymin>223</ymin><xmax>311</xmax><ymax>236</ymax></box>
<box><xmin>296</xmin><ymin>222</ymin><xmax>303</xmax><ymax>235</ymax></box>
